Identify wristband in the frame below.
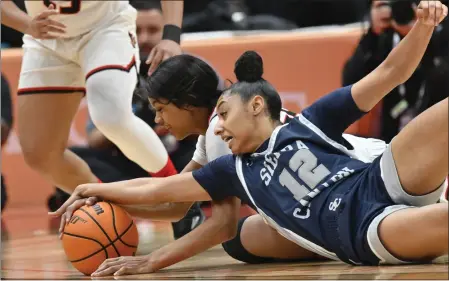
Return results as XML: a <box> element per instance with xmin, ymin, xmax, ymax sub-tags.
<box><xmin>162</xmin><ymin>24</ymin><xmax>181</xmax><ymax>44</ymax></box>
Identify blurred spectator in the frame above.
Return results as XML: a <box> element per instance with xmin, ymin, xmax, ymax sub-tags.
<box><xmin>182</xmin><ymin>0</ymin><xmax>298</xmax><ymax>32</ymax></box>
<box><xmin>343</xmin><ymin>0</ymin><xmax>449</xmax><ymax>142</ymax></box>
<box><xmin>2</xmin><ymin>74</ymin><xmax>13</xmax><ymax>211</ymax></box>
<box><xmin>47</xmin><ymin>2</ymin><xmax>202</xmax><ymax>239</ymax></box>
<box><xmin>245</xmin><ymin>0</ymin><xmax>365</xmax><ymax>28</ymax></box>
<box><xmin>1</xmin><ymin>0</ymin><xmax>26</xmax><ymax>48</ymax></box>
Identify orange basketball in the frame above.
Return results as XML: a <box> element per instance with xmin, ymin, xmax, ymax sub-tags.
<box><xmin>61</xmin><ymin>202</ymin><xmax>139</xmax><ymax>275</ymax></box>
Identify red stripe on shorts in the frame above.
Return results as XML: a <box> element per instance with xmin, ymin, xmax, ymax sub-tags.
<box><xmin>17</xmin><ymin>87</ymin><xmax>86</xmax><ymax>95</ymax></box>
<box><xmin>85</xmin><ymin>56</ymin><xmax>136</xmax><ymax>80</ymax></box>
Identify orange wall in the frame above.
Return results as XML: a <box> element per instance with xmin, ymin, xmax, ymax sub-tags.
<box><xmin>1</xmin><ymin>27</ymin><xmax>379</xmax><ymax>209</ymax></box>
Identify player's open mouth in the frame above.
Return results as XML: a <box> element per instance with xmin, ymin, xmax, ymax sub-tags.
<box><xmin>223</xmin><ymin>136</ymin><xmax>234</xmax><ymax>145</ymax></box>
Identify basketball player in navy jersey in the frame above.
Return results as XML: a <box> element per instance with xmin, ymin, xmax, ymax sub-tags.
<box><xmin>52</xmin><ymin>53</ymin><xmax>389</xmax><ymax>271</ymax></box>
<box><xmin>53</xmin><ymin>1</ymin><xmax>448</xmax><ymax>275</ymax></box>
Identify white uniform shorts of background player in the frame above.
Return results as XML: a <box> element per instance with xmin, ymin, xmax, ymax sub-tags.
<box><xmin>17</xmin><ymin>1</ymin><xmax>173</xmax><ymax>174</ymax></box>
<box><xmin>19</xmin><ymin>1</ymin><xmax>139</xmax><ymax>96</ymax></box>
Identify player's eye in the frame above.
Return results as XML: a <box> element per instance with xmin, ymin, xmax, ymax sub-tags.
<box><xmin>219</xmin><ymin>112</ymin><xmax>227</xmax><ymax>118</ymax></box>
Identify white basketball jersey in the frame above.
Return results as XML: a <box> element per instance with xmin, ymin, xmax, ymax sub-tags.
<box><xmin>25</xmin><ymin>1</ymin><xmax>132</xmax><ymax>38</ymax></box>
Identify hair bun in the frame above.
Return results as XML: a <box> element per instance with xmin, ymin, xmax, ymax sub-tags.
<box><xmin>234</xmin><ymin>51</ymin><xmax>264</xmax><ymax>83</ymax></box>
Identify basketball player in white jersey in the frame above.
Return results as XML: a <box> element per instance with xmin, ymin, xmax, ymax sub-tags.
<box><xmin>0</xmin><ymin>1</ymin><xmax>184</xmax><ymax>201</ymax></box>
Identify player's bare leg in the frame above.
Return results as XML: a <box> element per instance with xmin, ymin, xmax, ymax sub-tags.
<box><xmin>18</xmin><ymin>94</ymin><xmax>99</xmax><ymax>193</ymax></box>
<box><xmin>240</xmin><ymin>215</ymin><xmax>325</xmax><ymax>260</ymax></box>
<box><xmin>390</xmin><ymin>98</ymin><xmax>448</xmax><ymax>196</ymax></box>
<box><xmin>378</xmin><ymin>203</ymin><xmax>448</xmax><ymax>262</ymax></box>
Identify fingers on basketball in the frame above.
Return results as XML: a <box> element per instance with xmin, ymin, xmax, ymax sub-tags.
<box><xmin>61</xmin><ymin>202</ymin><xmax>139</xmax><ymax>275</ymax></box>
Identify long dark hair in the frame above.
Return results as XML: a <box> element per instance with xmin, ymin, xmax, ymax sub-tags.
<box><xmin>141</xmin><ymin>55</ymin><xmax>222</xmax><ymax>111</ymax></box>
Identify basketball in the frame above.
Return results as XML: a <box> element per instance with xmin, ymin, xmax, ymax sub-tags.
<box><xmin>61</xmin><ymin>202</ymin><xmax>139</xmax><ymax>275</ymax></box>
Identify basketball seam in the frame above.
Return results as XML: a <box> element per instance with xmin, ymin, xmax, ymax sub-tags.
<box><xmin>107</xmin><ymin>202</ymin><xmax>137</xmax><ymax>248</ymax></box>
<box><xmin>79</xmin><ymin>207</ymin><xmax>120</xmax><ymax>256</ymax></box>
<box><xmin>65</xmin><ymin>221</ymin><xmax>137</xmax><ymax>263</ymax></box>
<box><xmin>62</xmin><ymin>232</ymin><xmax>108</xmax><ymax>262</ymax></box>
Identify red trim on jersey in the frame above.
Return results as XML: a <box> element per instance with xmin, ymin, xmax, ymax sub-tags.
<box><xmin>17</xmin><ymin>87</ymin><xmax>86</xmax><ymax>95</ymax></box>
<box><xmin>85</xmin><ymin>56</ymin><xmax>136</xmax><ymax>80</ymax></box>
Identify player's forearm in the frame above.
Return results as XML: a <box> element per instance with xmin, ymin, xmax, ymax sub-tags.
<box><xmin>120</xmin><ymin>202</ymin><xmax>193</xmax><ymax>222</ymax></box>
<box><xmin>80</xmin><ymin>174</ymin><xmax>211</xmax><ymax>205</ymax></box>
<box><xmin>352</xmin><ymin>21</ymin><xmax>434</xmax><ymax>112</ymax></box>
<box><xmin>161</xmin><ymin>0</ymin><xmax>183</xmax><ymax>27</ymax></box>
<box><xmin>382</xmin><ymin>21</ymin><xmax>433</xmax><ymax>83</ymax></box>
<box><xmin>148</xmin><ymin>198</ymin><xmax>240</xmax><ymax>272</ymax></box>
<box><xmin>1</xmin><ymin>0</ymin><xmax>31</xmax><ymax>34</ymax></box>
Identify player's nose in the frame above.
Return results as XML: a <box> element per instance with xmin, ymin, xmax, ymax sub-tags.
<box><xmin>214</xmin><ymin>121</ymin><xmax>224</xmax><ymax>136</ymax></box>
<box><xmin>154</xmin><ymin>113</ymin><xmax>163</xmax><ymax>125</ymax></box>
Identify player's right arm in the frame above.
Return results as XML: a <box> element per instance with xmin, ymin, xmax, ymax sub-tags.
<box><xmin>301</xmin><ymin>1</ymin><xmax>447</xmax><ymax>140</ymax></box>
<box><xmin>1</xmin><ymin>1</ymin><xmax>66</xmax><ymax>39</ymax></box>
<box><xmin>351</xmin><ymin>1</ymin><xmax>447</xmax><ymax>112</ymax></box>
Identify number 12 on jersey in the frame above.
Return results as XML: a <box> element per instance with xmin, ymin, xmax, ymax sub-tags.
<box><xmin>43</xmin><ymin>0</ymin><xmax>81</xmax><ymax>14</ymax></box>
<box><xmin>279</xmin><ymin>141</ymin><xmax>330</xmax><ymax>202</ymax></box>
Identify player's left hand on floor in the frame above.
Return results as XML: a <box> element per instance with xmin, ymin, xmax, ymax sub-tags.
<box><xmin>91</xmin><ymin>256</ymin><xmax>154</xmax><ymax>277</ymax></box>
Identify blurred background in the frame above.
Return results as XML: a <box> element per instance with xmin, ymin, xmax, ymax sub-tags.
<box><xmin>1</xmin><ymin>0</ymin><xmax>448</xmax><ymax>235</ymax></box>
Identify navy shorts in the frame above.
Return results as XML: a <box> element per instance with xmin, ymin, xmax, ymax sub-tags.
<box><xmin>319</xmin><ymin>144</ymin><xmax>446</xmax><ymax>265</ymax></box>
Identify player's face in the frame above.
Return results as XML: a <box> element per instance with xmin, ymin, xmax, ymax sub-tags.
<box><xmin>136</xmin><ymin>9</ymin><xmax>163</xmax><ymax>55</ymax></box>
<box><xmin>215</xmin><ymin>93</ymin><xmax>267</xmax><ymax>154</ymax></box>
<box><xmin>149</xmin><ymin>98</ymin><xmax>200</xmax><ymax>140</ymax></box>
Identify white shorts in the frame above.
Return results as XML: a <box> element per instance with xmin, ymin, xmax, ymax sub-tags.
<box><xmin>18</xmin><ymin>8</ymin><xmax>140</xmax><ymax>95</ymax></box>
<box><xmin>367</xmin><ymin>143</ymin><xmax>447</xmax><ymax>264</ymax></box>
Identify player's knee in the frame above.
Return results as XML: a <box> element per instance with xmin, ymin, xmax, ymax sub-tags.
<box><xmin>21</xmin><ymin>146</ymin><xmax>60</xmax><ymax>173</ymax></box>
<box><xmin>221</xmin><ymin>216</ymin><xmax>276</xmax><ymax>264</ymax></box>
<box><xmin>86</xmin><ymin>73</ymin><xmax>134</xmax><ymax>135</ymax></box>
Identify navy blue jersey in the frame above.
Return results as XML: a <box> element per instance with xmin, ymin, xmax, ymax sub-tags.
<box><xmin>193</xmin><ymin>86</ymin><xmax>384</xmax><ymax>262</ymax></box>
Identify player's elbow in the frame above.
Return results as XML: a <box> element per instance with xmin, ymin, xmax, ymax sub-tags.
<box><xmin>213</xmin><ymin>213</ymin><xmax>239</xmax><ymax>241</ymax></box>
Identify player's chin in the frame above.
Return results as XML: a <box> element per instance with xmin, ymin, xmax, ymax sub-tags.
<box><xmin>170</xmin><ymin>129</ymin><xmax>188</xmax><ymax>140</ymax></box>
<box><xmin>229</xmin><ymin>141</ymin><xmax>242</xmax><ymax>155</ymax></box>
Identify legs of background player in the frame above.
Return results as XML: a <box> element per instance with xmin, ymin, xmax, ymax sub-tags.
<box><xmin>223</xmin><ymin>214</ymin><xmax>325</xmax><ymax>262</ymax></box>
<box><xmin>18</xmin><ymin>94</ymin><xmax>99</xmax><ymax>193</ymax></box>
<box><xmin>390</xmin><ymin>98</ymin><xmax>448</xmax><ymax>196</ymax></box>
<box><xmin>86</xmin><ymin>69</ymin><xmax>175</xmax><ymax>176</ymax></box>
<box><xmin>378</xmin><ymin>203</ymin><xmax>448</xmax><ymax>261</ymax></box>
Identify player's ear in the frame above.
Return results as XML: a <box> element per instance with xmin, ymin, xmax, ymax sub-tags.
<box><xmin>250</xmin><ymin>95</ymin><xmax>265</xmax><ymax>116</ymax></box>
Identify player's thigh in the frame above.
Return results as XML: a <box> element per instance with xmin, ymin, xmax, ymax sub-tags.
<box><xmin>240</xmin><ymin>214</ymin><xmax>321</xmax><ymax>260</ymax></box>
<box><xmin>81</xmin><ymin>17</ymin><xmax>140</xmax><ymax>81</ymax></box>
<box><xmin>379</xmin><ymin>136</ymin><xmax>447</xmax><ymax>207</ymax></box>
<box><xmin>369</xmin><ymin>203</ymin><xmax>448</xmax><ymax>263</ymax></box>
<box><xmin>389</xmin><ymin>98</ymin><xmax>448</xmax><ymax>196</ymax></box>
<box><xmin>18</xmin><ymin>44</ymin><xmax>85</xmax><ymax>160</ymax></box>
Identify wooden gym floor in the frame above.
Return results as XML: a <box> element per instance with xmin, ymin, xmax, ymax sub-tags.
<box><xmin>1</xmin><ymin>205</ymin><xmax>448</xmax><ymax>280</ymax></box>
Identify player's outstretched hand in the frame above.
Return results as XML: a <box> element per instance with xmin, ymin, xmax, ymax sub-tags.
<box><xmin>91</xmin><ymin>255</ymin><xmax>154</xmax><ymax>277</ymax></box>
<box><xmin>145</xmin><ymin>39</ymin><xmax>182</xmax><ymax>75</ymax></box>
<box><xmin>25</xmin><ymin>4</ymin><xmax>66</xmax><ymax>39</ymax></box>
<box><xmin>416</xmin><ymin>1</ymin><xmax>448</xmax><ymax>26</ymax></box>
<box><xmin>51</xmin><ymin>196</ymin><xmax>99</xmax><ymax>239</ymax></box>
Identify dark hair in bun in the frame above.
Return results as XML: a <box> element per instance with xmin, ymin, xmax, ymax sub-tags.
<box><xmin>234</xmin><ymin>51</ymin><xmax>264</xmax><ymax>83</ymax></box>
<box><xmin>225</xmin><ymin>50</ymin><xmax>282</xmax><ymax>121</ymax></box>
